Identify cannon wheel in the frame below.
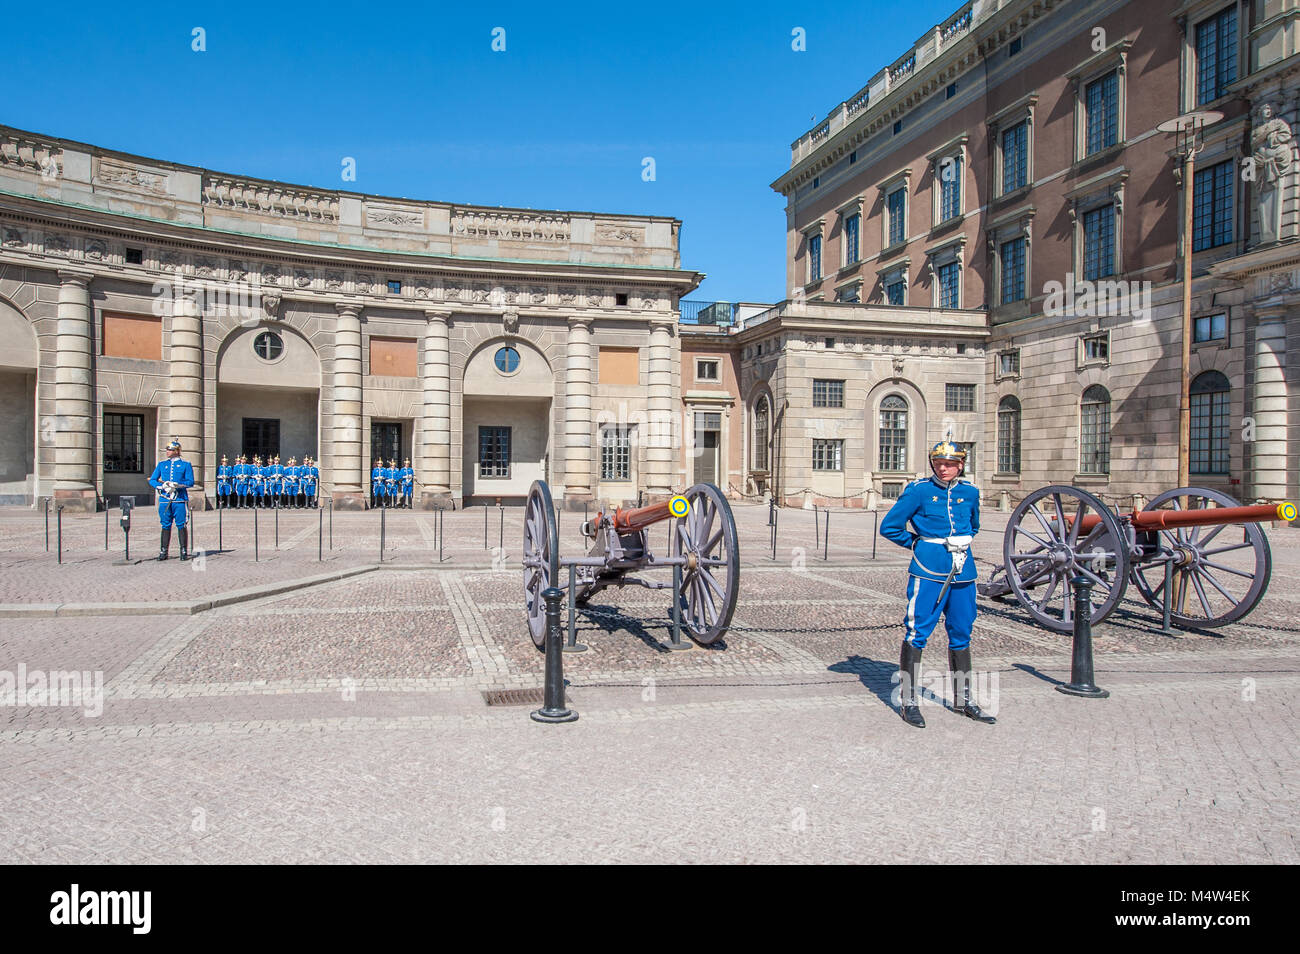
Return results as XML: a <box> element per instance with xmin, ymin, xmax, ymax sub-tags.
<box><xmin>523</xmin><ymin>480</ymin><xmax>560</xmax><ymax>650</ymax></box>
<box><xmin>1130</xmin><ymin>487</ymin><xmax>1272</xmax><ymax>628</ymax></box>
<box><xmin>670</xmin><ymin>483</ymin><xmax>740</xmax><ymax>645</ymax></box>
<box><xmin>1003</xmin><ymin>485</ymin><xmax>1130</xmax><ymax>633</ymax></box>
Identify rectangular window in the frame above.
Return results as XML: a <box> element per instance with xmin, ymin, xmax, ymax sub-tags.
<box><xmin>844</xmin><ymin>213</ymin><xmax>860</xmax><ymax>265</ymax></box>
<box><xmin>812</xmin><ymin>439</ymin><xmax>843</xmax><ymax>471</ymax></box>
<box><xmin>1083</xmin><ymin>333</ymin><xmax>1109</xmax><ymax>361</ymax></box>
<box><xmin>600</xmin><ymin>425</ymin><xmax>632</xmax><ymax>481</ymax></box>
<box><xmin>881</xmin><ymin>481</ymin><xmax>903</xmax><ymax>500</ymax></box>
<box><xmin>879</xmin><ymin>406</ymin><xmax>908</xmax><ymax>471</ymax></box>
<box><xmin>125</xmin><ymin>247</ymin><xmax>143</xmax><ymax>265</ymax></box>
<box><xmin>1002</xmin><ymin>121</ymin><xmax>1028</xmax><ymax>194</ymax></box>
<box><xmin>478</xmin><ymin>426</ymin><xmax>511</xmax><ymax>478</ymax></box>
<box><xmin>243</xmin><ymin>418</ymin><xmax>280</xmax><ymax>460</ymax></box>
<box><xmin>371</xmin><ymin>422</ymin><xmax>402</xmax><ymax>464</ymax></box>
<box><xmin>886</xmin><ymin>280</ymin><xmax>906</xmax><ymax>306</ymax></box>
<box><xmin>386</xmin><ymin>280</ymin><xmax>402</xmax><ymax>294</ymax></box>
<box><xmin>1193</xmin><ymin>160</ymin><xmax>1234</xmax><ymax>251</ymax></box>
<box><xmin>696</xmin><ymin>359</ymin><xmax>719</xmax><ymax>381</ymax></box>
<box><xmin>103</xmin><ymin>413</ymin><xmax>144</xmax><ymax>474</ymax></box>
<box><xmin>1190</xmin><ymin>390</ymin><xmax>1231</xmax><ymax>474</ymax></box>
<box><xmin>1085</xmin><ymin>71</ymin><xmax>1119</xmax><ymax>155</ymax></box>
<box><xmin>1080</xmin><ymin>400</ymin><xmax>1111</xmax><ymax>475</ymax></box>
<box><xmin>1000</xmin><ymin>238</ymin><xmax>1026</xmax><ymax>304</ymax></box>
<box><xmin>997</xmin><ymin>406</ymin><xmax>1021</xmax><ymax>474</ymax></box>
<box><xmin>1196</xmin><ymin>7</ymin><xmax>1238</xmax><ymax>106</ymax></box>
<box><xmin>999</xmin><ymin>350</ymin><xmax>1020</xmax><ymax>376</ymax></box>
<box><xmin>809</xmin><ymin>234</ymin><xmax>822</xmax><ymax>281</ymax></box>
<box><xmin>1194</xmin><ymin>314</ymin><xmax>1227</xmax><ymax>343</ymax></box>
<box><xmin>939</xmin><ymin>154</ymin><xmax>962</xmax><ymax>221</ymax></box>
<box><xmin>945</xmin><ymin>383</ymin><xmax>976</xmax><ymax>413</ymax></box>
<box><xmin>937</xmin><ymin>261</ymin><xmax>960</xmax><ymax>308</ymax></box>
<box><xmin>1082</xmin><ymin>205</ymin><xmax>1116</xmax><ymax>280</ymax></box>
<box><xmin>813</xmin><ymin>379</ymin><xmax>845</xmax><ymax>408</ymax></box>
<box><xmin>887</xmin><ymin>188</ymin><xmax>906</xmax><ymax>246</ymax></box>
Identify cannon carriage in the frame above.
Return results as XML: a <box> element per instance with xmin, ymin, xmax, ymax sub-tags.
<box><xmin>522</xmin><ymin>480</ymin><xmax>740</xmax><ymax>649</ymax></box>
<box><xmin>979</xmin><ymin>485</ymin><xmax>1296</xmax><ymax>632</ymax></box>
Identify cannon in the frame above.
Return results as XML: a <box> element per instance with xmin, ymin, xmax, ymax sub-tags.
<box><xmin>979</xmin><ymin>485</ymin><xmax>1296</xmax><ymax>632</ymax></box>
<box><xmin>522</xmin><ymin>480</ymin><xmax>740</xmax><ymax>649</ymax></box>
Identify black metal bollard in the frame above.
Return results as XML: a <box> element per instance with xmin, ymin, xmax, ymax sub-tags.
<box><xmin>768</xmin><ymin>497</ymin><xmax>775</xmax><ymax>527</ymax></box>
<box><xmin>318</xmin><ymin>506</ymin><xmax>323</xmax><ymax>562</ymax></box>
<box><xmin>274</xmin><ymin>506</ymin><xmax>279</xmax><ymax>549</ymax></box>
<box><xmin>438</xmin><ymin>507</ymin><xmax>444</xmax><ymax>563</ymax></box>
<box><xmin>483</xmin><ymin>505</ymin><xmax>488</xmax><ymax>549</ymax></box>
<box><xmin>44</xmin><ymin>498</ymin><xmax>49</xmax><ymax>552</ymax></box>
<box><xmin>56</xmin><ymin>506</ymin><xmax>63</xmax><ymax>565</ymax></box>
<box><xmin>329</xmin><ymin>498</ymin><xmax>333</xmax><ymax>551</ymax></box>
<box><xmin>104</xmin><ymin>498</ymin><xmax>109</xmax><ymax>550</ymax></box>
<box><xmin>1160</xmin><ymin>557</ymin><xmax>1176</xmax><ymax>635</ymax></box>
<box><xmin>824</xmin><ymin>509</ymin><xmax>830</xmax><ymax>561</ymax></box>
<box><xmin>814</xmin><ymin>505</ymin><xmax>820</xmax><ymax>550</ymax></box>
<box><xmin>218</xmin><ymin>504</ymin><xmax>223</xmax><ymax>553</ymax></box>
<box><xmin>254</xmin><ymin>506</ymin><xmax>259</xmax><ymax>563</ymax></box>
<box><xmin>1056</xmin><ymin>576</ymin><xmax>1109</xmax><ymax>698</ymax></box>
<box><xmin>530</xmin><ymin>587</ymin><xmax>578</xmax><ymax>724</ymax></box>
<box><xmin>770</xmin><ymin>506</ymin><xmax>778</xmax><ymax>561</ymax></box>
<box><xmin>499</xmin><ymin>504</ymin><xmax>504</xmax><ymax>553</ymax></box>
<box><xmin>872</xmin><ymin>510</ymin><xmax>879</xmax><ymax>560</ymax></box>
<box><xmin>380</xmin><ymin>505</ymin><xmax>387</xmax><ymax>563</ymax></box>
<box><xmin>666</xmin><ymin>562</ymin><xmax>691</xmax><ymax>650</ymax></box>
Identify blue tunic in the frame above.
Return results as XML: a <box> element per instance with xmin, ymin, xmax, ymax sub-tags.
<box><xmin>217</xmin><ymin>464</ymin><xmax>233</xmax><ymax>494</ymax></box>
<box><xmin>147</xmin><ymin>458</ymin><xmax>194</xmax><ymax>502</ymax></box>
<box><xmin>879</xmin><ymin>475</ymin><xmax>980</xmax><ymax>583</ymax></box>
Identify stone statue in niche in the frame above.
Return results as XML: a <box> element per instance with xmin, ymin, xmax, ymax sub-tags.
<box><xmin>1252</xmin><ymin>103</ymin><xmax>1295</xmax><ymax>246</ymax></box>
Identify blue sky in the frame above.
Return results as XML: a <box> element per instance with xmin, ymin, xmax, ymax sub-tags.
<box><xmin>3</xmin><ymin>0</ymin><xmax>960</xmax><ymax>303</ymax></box>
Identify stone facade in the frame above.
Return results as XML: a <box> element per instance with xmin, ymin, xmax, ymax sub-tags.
<box><xmin>760</xmin><ymin>0</ymin><xmax>1300</xmax><ymax>511</ymax></box>
<box><xmin>0</xmin><ymin>125</ymin><xmax>700</xmax><ymax>510</ymax></box>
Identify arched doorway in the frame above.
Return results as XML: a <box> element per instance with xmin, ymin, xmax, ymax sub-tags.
<box><xmin>0</xmin><ymin>298</ymin><xmax>37</xmax><ymax>504</ymax></box>
<box><xmin>216</xmin><ymin>323</ymin><xmax>321</xmax><ymax>479</ymax></box>
<box><xmin>461</xmin><ymin>338</ymin><xmax>553</xmax><ymax>505</ymax></box>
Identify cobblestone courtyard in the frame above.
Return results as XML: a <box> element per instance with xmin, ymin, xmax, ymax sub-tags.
<box><xmin>1</xmin><ymin>501</ymin><xmax>1297</xmax><ymax>863</ymax></box>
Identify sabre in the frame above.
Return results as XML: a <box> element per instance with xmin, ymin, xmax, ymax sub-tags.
<box><xmin>932</xmin><ymin>536</ymin><xmax>972</xmax><ymax>610</ymax></box>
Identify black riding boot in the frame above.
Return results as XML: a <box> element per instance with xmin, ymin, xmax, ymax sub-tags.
<box><xmin>898</xmin><ymin>641</ymin><xmax>925</xmax><ymax>728</ymax></box>
<box><xmin>156</xmin><ymin>527</ymin><xmax>171</xmax><ymax>561</ymax></box>
<box><xmin>178</xmin><ymin>526</ymin><xmax>190</xmax><ymax>561</ymax></box>
<box><xmin>950</xmin><ymin>648</ymin><xmax>996</xmax><ymax>723</ymax></box>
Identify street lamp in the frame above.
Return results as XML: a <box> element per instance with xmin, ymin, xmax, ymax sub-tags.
<box><xmin>1157</xmin><ymin>109</ymin><xmax>1224</xmax><ymax>491</ymax></box>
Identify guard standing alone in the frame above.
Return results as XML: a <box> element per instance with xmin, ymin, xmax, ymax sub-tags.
<box><xmin>147</xmin><ymin>438</ymin><xmax>195</xmax><ymax>561</ymax></box>
<box><xmin>879</xmin><ymin>440</ymin><xmax>995</xmax><ymax>728</ymax></box>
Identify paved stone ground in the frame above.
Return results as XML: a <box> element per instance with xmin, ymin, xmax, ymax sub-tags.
<box><xmin>0</xmin><ymin>500</ymin><xmax>1297</xmax><ymax>863</ymax></box>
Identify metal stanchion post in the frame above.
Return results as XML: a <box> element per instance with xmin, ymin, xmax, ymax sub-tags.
<box><xmin>824</xmin><ymin>509</ymin><xmax>830</xmax><ymax>561</ymax></box>
<box><xmin>872</xmin><ymin>510</ymin><xmax>879</xmax><ymax>560</ymax></box>
<box><xmin>1057</xmin><ymin>576</ymin><xmax>1109</xmax><ymax>698</ymax></box>
<box><xmin>814</xmin><ymin>505</ymin><xmax>820</xmax><ymax>550</ymax></box>
<box><xmin>319</xmin><ymin>506</ymin><xmax>323</xmax><ymax>562</ymax></box>
<box><xmin>380</xmin><ymin>505</ymin><xmax>386</xmax><ymax>563</ymax></box>
<box><xmin>530</xmin><ymin>587</ymin><xmax>578</xmax><ymax>724</ymax></box>
<box><xmin>274</xmin><ymin>506</ymin><xmax>279</xmax><ymax>549</ymax></box>
<box><xmin>667</xmin><ymin>562</ymin><xmax>692</xmax><ymax>650</ymax></box>
<box><xmin>499</xmin><ymin>504</ymin><xmax>503</xmax><ymax>552</ymax></box>
<box><xmin>1160</xmin><ymin>557</ymin><xmax>1175</xmax><ymax>635</ymax></box>
<box><xmin>329</xmin><ymin>498</ymin><xmax>333</xmax><ymax>551</ymax></box>
<box><xmin>44</xmin><ymin>498</ymin><xmax>49</xmax><ymax>552</ymax></box>
<box><xmin>218</xmin><ymin>505</ymin><xmax>223</xmax><ymax>553</ymax></box>
<box><xmin>254</xmin><ymin>506</ymin><xmax>259</xmax><ymax>562</ymax></box>
<box><xmin>439</xmin><ymin>508</ymin><xmax>444</xmax><ymax>563</ymax></box>
<box><xmin>104</xmin><ymin>499</ymin><xmax>109</xmax><ymax>550</ymax></box>
<box><xmin>564</xmin><ymin>563</ymin><xmax>587</xmax><ymax>652</ymax></box>
<box><xmin>57</xmin><ymin>506</ymin><xmax>63</xmax><ymax>565</ymax></box>
<box><xmin>771</xmin><ymin>507</ymin><xmax>778</xmax><ymax>561</ymax></box>
<box><xmin>483</xmin><ymin>505</ymin><xmax>488</xmax><ymax>549</ymax></box>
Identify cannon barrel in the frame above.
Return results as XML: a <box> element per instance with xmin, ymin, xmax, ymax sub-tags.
<box><xmin>1060</xmin><ymin>501</ymin><xmax>1294</xmax><ymax>533</ymax></box>
<box><xmin>595</xmin><ymin>499</ymin><xmax>675</xmax><ymax>533</ymax></box>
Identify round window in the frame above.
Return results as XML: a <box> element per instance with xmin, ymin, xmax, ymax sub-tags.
<box><xmin>253</xmin><ymin>331</ymin><xmax>284</xmax><ymax>361</ymax></box>
<box><xmin>494</xmin><ymin>346</ymin><xmax>520</xmax><ymax>373</ymax></box>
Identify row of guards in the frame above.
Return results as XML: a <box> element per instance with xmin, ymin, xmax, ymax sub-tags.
<box><xmin>370</xmin><ymin>459</ymin><xmax>417</xmax><ymax>509</ymax></box>
<box><xmin>215</xmin><ymin>455</ymin><xmax>320</xmax><ymax>508</ymax></box>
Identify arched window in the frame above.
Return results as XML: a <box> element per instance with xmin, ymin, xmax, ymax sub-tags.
<box><xmin>879</xmin><ymin>394</ymin><xmax>909</xmax><ymax>471</ymax></box>
<box><xmin>1190</xmin><ymin>371</ymin><xmax>1230</xmax><ymax>474</ymax></box>
<box><xmin>1080</xmin><ymin>385</ymin><xmax>1111</xmax><ymax>475</ymax></box>
<box><xmin>752</xmin><ymin>395</ymin><xmax>770</xmax><ymax>471</ymax></box>
<box><xmin>997</xmin><ymin>395</ymin><xmax>1021</xmax><ymax>474</ymax></box>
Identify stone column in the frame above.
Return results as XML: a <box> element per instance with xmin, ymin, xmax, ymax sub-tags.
<box><xmin>421</xmin><ymin>309</ymin><xmax>453</xmax><ymax>508</ymax></box>
<box><xmin>332</xmin><ymin>301</ymin><xmax>366</xmax><ymax>509</ymax></box>
<box><xmin>1252</xmin><ymin>309</ymin><xmax>1289</xmax><ymax>501</ymax></box>
<box><xmin>169</xmin><ymin>287</ymin><xmax>205</xmax><ymax>507</ymax></box>
<box><xmin>644</xmin><ymin>317</ymin><xmax>676</xmax><ymax>499</ymax></box>
<box><xmin>563</xmin><ymin>316</ymin><xmax>594</xmax><ymax>509</ymax></box>
<box><xmin>53</xmin><ymin>269</ymin><xmax>97</xmax><ymax>512</ymax></box>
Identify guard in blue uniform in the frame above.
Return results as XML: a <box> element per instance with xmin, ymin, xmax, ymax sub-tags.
<box><xmin>234</xmin><ymin>455</ymin><xmax>250</xmax><ymax>508</ymax></box>
<box><xmin>370</xmin><ymin>459</ymin><xmax>384</xmax><ymax>509</ymax></box>
<box><xmin>250</xmin><ymin>455</ymin><xmax>265</xmax><ymax>507</ymax></box>
<box><xmin>400</xmin><ymin>458</ymin><xmax>414</xmax><ymax>509</ymax></box>
<box><xmin>880</xmin><ymin>440</ymin><xmax>995</xmax><ymax>728</ymax></box>
<box><xmin>302</xmin><ymin>455</ymin><xmax>319</xmax><ymax>508</ymax></box>
<box><xmin>147</xmin><ymin>438</ymin><xmax>195</xmax><ymax>561</ymax></box>
<box><xmin>283</xmin><ymin>457</ymin><xmax>300</xmax><ymax>508</ymax></box>
<box><xmin>385</xmin><ymin>459</ymin><xmax>399</xmax><ymax>507</ymax></box>
<box><xmin>216</xmin><ymin>455</ymin><xmax>232</xmax><ymax>509</ymax></box>
<box><xmin>268</xmin><ymin>455</ymin><xmax>283</xmax><ymax>508</ymax></box>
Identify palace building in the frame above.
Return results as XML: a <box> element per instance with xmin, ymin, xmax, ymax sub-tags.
<box><xmin>0</xmin><ymin>125</ymin><xmax>701</xmax><ymax>510</ymax></box>
<box><xmin>736</xmin><ymin>0</ymin><xmax>1300</xmax><ymax>510</ymax></box>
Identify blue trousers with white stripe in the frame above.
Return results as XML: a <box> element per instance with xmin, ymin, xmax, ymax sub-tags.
<box><xmin>903</xmin><ymin>576</ymin><xmax>976</xmax><ymax>651</ymax></box>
